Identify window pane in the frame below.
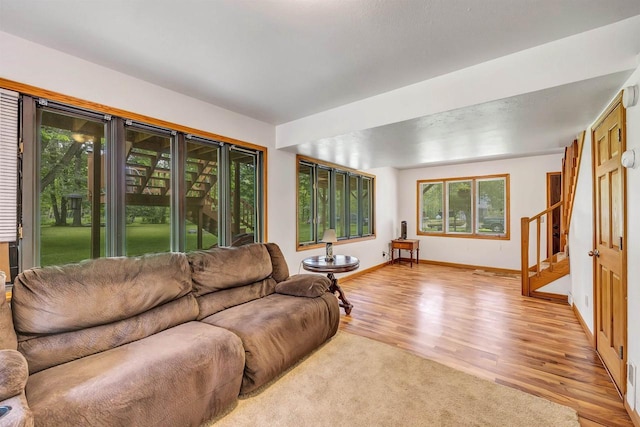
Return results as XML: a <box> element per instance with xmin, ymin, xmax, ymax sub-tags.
<box><xmin>419</xmin><ymin>182</ymin><xmax>443</xmax><ymax>232</ymax></box>
<box><xmin>298</xmin><ymin>163</ymin><xmax>314</xmax><ymax>244</ymax></box>
<box><xmin>477</xmin><ymin>178</ymin><xmax>506</xmax><ymax>234</ymax></box>
<box><xmin>317</xmin><ymin>168</ymin><xmax>331</xmax><ymax>240</ymax></box>
<box><xmin>230</xmin><ymin>149</ymin><xmax>257</xmax><ymax>246</ymax></box>
<box><xmin>362</xmin><ymin>178</ymin><xmax>371</xmax><ymax>235</ymax></box>
<box><xmin>335</xmin><ymin>172</ymin><xmax>347</xmax><ymax>238</ymax></box>
<box><xmin>185</xmin><ymin>141</ymin><xmax>219</xmax><ymax>251</ymax></box>
<box><xmin>125</xmin><ymin>128</ymin><xmax>171</xmax><ymax>256</ymax></box>
<box><xmin>349</xmin><ymin>175</ymin><xmax>359</xmax><ymax>237</ymax></box>
<box><xmin>447</xmin><ymin>180</ymin><xmax>472</xmax><ymax>233</ymax></box>
<box><xmin>38</xmin><ymin>109</ymin><xmax>106</xmax><ymax>266</ymax></box>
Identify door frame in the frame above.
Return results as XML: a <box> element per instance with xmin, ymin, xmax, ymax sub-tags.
<box><xmin>546</xmin><ymin>171</ymin><xmax>562</xmax><ymax>258</ymax></box>
<box><xmin>591</xmin><ymin>91</ymin><xmax>627</xmax><ymax>394</ymax></box>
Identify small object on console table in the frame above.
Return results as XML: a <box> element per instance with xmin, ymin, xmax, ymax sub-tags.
<box><xmin>391</xmin><ymin>239</ymin><xmax>420</xmax><ymax>268</ymax></box>
<box><xmin>302</xmin><ymin>254</ymin><xmax>359</xmax><ymax>315</ymax></box>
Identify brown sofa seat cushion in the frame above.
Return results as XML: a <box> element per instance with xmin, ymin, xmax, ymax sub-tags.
<box><xmin>25</xmin><ymin>322</ymin><xmax>245</xmax><ymax>427</ymax></box>
<box><xmin>201</xmin><ymin>293</ymin><xmax>339</xmax><ymax>394</ymax></box>
<box><xmin>275</xmin><ymin>274</ymin><xmax>331</xmax><ymax>298</ymax></box>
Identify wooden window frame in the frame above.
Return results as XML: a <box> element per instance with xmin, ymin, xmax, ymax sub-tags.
<box><xmin>1</xmin><ymin>78</ymin><xmax>267</xmax><ymax>269</ymax></box>
<box><xmin>416</xmin><ymin>174</ymin><xmax>510</xmax><ymax>240</ymax></box>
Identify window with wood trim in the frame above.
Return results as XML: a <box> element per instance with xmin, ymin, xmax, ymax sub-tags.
<box><xmin>417</xmin><ymin>174</ymin><xmax>509</xmax><ymax>239</ymax></box>
<box><xmin>19</xmin><ymin>96</ymin><xmax>265</xmax><ymax>268</ymax></box>
<box><xmin>297</xmin><ymin>156</ymin><xmax>374</xmax><ymax>248</ymax></box>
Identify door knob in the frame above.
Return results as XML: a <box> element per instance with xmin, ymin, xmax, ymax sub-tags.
<box><xmin>588</xmin><ymin>250</ymin><xmax>600</xmax><ymax>257</ymax></box>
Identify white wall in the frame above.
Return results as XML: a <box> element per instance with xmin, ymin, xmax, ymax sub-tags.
<box><xmin>624</xmin><ymin>67</ymin><xmax>640</xmax><ymax>412</ymax></box>
<box><xmin>568</xmin><ymin>129</ymin><xmax>595</xmax><ymax>331</ymax></box>
<box><xmin>398</xmin><ymin>154</ymin><xmax>562</xmax><ymax>271</ymax></box>
<box><xmin>0</xmin><ymin>31</ymin><xmax>398</xmax><ymax>275</ymax></box>
<box><xmin>570</xmin><ymin>64</ymin><xmax>640</xmax><ymax>411</ymax></box>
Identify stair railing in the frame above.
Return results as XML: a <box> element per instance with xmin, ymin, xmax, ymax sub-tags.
<box><xmin>520</xmin><ymin>200</ymin><xmax>563</xmax><ymax>297</ymax></box>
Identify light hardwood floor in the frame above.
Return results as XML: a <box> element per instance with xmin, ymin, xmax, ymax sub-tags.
<box><xmin>337</xmin><ymin>263</ymin><xmax>633</xmax><ymax>426</ymax></box>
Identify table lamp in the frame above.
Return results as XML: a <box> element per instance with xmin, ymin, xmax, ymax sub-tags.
<box><xmin>321</xmin><ymin>229</ymin><xmax>337</xmax><ymax>262</ymax></box>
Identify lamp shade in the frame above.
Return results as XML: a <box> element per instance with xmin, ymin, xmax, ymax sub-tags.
<box><xmin>321</xmin><ymin>229</ymin><xmax>337</xmax><ymax>243</ymax></box>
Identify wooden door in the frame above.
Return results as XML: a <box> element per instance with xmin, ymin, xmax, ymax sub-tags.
<box><xmin>592</xmin><ymin>101</ymin><xmax>626</xmax><ymax>394</ymax></box>
<box><xmin>547</xmin><ymin>172</ymin><xmax>562</xmax><ymax>257</ymax></box>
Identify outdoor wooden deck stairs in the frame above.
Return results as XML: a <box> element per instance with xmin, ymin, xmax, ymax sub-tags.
<box><xmin>521</xmin><ymin>133</ymin><xmax>584</xmax><ymax>302</ymax></box>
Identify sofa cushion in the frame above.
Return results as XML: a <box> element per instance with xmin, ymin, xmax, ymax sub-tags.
<box><xmin>12</xmin><ymin>252</ymin><xmax>193</xmax><ymax>335</ymax></box>
<box><xmin>264</xmin><ymin>243</ymin><xmax>290</xmax><ymax>283</ymax></box>
<box><xmin>19</xmin><ymin>294</ymin><xmax>199</xmax><ymax>374</ymax></box>
<box><xmin>188</xmin><ymin>244</ymin><xmax>273</xmax><ymax>295</ymax></box>
<box><xmin>201</xmin><ymin>293</ymin><xmax>340</xmax><ymax>394</ymax></box>
<box><xmin>196</xmin><ymin>278</ymin><xmax>276</xmax><ymax>320</ymax></box>
<box><xmin>275</xmin><ymin>274</ymin><xmax>331</xmax><ymax>298</ymax></box>
<box><xmin>25</xmin><ymin>322</ymin><xmax>245</xmax><ymax>427</ymax></box>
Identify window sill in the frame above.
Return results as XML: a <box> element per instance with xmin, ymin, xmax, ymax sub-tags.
<box><xmin>297</xmin><ymin>235</ymin><xmax>376</xmax><ymax>251</ymax></box>
<box><xmin>417</xmin><ymin>231</ymin><xmax>510</xmax><ymax>241</ymax></box>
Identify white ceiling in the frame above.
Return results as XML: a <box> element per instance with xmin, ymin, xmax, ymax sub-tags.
<box><xmin>288</xmin><ymin>71</ymin><xmax>634</xmax><ymax>169</ymax></box>
<box><xmin>1</xmin><ymin>0</ymin><xmax>640</xmax><ymax>169</ymax></box>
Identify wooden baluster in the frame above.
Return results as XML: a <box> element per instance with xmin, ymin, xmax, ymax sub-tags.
<box><xmin>520</xmin><ymin>217</ymin><xmax>530</xmax><ymax>296</ymax></box>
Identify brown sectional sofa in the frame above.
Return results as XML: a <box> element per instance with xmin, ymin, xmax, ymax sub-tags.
<box><xmin>0</xmin><ymin>243</ymin><xmax>339</xmax><ymax>427</ymax></box>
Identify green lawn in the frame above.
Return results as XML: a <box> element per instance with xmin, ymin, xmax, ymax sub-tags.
<box><xmin>41</xmin><ymin>222</ymin><xmax>217</xmax><ymax>266</ymax></box>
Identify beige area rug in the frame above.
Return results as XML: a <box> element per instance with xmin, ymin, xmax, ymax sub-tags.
<box><xmin>207</xmin><ymin>332</ymin><xmax>579</xmax><ymax>427</ymax></box>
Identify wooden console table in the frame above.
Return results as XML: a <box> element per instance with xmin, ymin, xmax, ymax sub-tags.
<box><xmin>302</xmin><ymin>255</ymin><xmax>359</xmax><ymax>315</ymax></box>
<box><xmin>391</xmin><ymin>239</ymin><xmax>420</xmax><ymax>268</ymax></box>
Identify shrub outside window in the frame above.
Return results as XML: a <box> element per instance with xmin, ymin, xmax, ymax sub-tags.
<box><xmin>417</xmin><ymin>174</ymin><xmax>509</xmax><ymax>239</ymax></box>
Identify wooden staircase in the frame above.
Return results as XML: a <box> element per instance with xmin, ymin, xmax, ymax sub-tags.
<box><xmin>521</xmin><ymin>132</ymin><xmax>584</xmax><ymax>301</ymax></box>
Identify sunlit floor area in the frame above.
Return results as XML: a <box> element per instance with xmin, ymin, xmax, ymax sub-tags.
<box><xmin>338</xmin><ymin>263</ymin><xmax>632</xmax><ymax>426</ymax></box>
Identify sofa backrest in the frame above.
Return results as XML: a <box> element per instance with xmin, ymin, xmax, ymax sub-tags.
<box><xmin>188</xmin><ymin>243</ymin><xmax>288</xmax><ymax>319</ymax></box>
<box><xmin>12</xmin><ymin>252</ymin><xmax>198</xmax><ymax>374</ymax></box>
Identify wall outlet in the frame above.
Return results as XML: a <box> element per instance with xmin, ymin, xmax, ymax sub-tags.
<box><xmin>584</xmin><ymin>295</ymin><xmax>589</xmax><ymax>307</ymax></box>
<box><xmin>628</xmin><ymin>361</ymin><xmax>637</xmax><ymax>411</ymax></box>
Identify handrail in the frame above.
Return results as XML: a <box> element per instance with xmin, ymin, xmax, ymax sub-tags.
<box><xmin>521</xmin><ymin>200</ymin><xmax>564</xmax><ymax>297</ymax></box>
<box><xmin>528</xmin><ymin>200</ymin><xmax>562</xmax><ymax>222</ymax></box>
<box><xmin>564</xmin><ymin>131</ymin><xmax>585</xmax><ymax>236</ymax></box>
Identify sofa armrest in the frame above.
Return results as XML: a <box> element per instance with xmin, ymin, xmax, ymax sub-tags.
<box><xmin>275</xmin><ymin>274</ymin><xmax>331</xmax><ymax>298</ymax></box>
<box><xmin>0</xmin><ymin>350</ymin><xmax>28</xmax><ymax>402</ymax></box>
<box><xmin>0</xmin><ymin>350</ymin><xmax>33</xmax><ymax>427</ymax></box>
<box><xmin>0</xmin><ymin>394</ymin><xmax>33</xmax><ymax>427</ymax></box>
<box><xmin>0</xmin><ymin>295</ymin><xmax>18</xmax><ymax>350</ymax></box>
